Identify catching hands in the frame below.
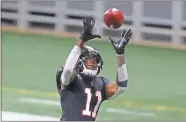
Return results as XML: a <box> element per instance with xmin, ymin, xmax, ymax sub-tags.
<box><xmin>80</xmin><ymin>16</ymin><xmax>101</xmax><ymax>43</ymax></box>
<box><xmin>109</xmin><ymin>29</ymin><xmax>132</xmax><ymax>55</ymax></box>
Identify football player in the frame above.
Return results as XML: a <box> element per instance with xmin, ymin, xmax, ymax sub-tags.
<box><xmin>56</xmin><ymin>16</ymin><xmax>132</xmax><ymax>121</ymax></box>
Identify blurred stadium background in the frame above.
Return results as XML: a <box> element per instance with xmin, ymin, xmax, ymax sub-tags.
<box><xmin>1</xmin><ymin>0</ymin><xmax>186</xmax><ymax>121</ymax></box>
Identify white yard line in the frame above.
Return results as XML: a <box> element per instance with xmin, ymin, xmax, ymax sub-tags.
<box><xmin>106</xmin><ymin>108</ymin><xmax>155</xmax><ymax>117</ymax></box>
<box><xmin>20</xmin><ymin>97</ymin><xmax>156</xmax><ymax>117</ymax></box>
<box><xmin>20</xmin><ymin>97</ymin><xmax>60</xmax><ymax>106</ymax></box>
<box><xmin>2</xmin><ymin>111</ymin><xmax>59</xmax><ymax>121</ymax></box>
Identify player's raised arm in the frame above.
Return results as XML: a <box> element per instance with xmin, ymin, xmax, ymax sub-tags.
<box><xmin>105</xmin><ymin>29</ymin><xmax>132</xmax><ymax>99</ymax></box>
<box><xmin>60</xmin><ymin>16</ymin><xmax>101</xmax><ymax>87</ymax></box>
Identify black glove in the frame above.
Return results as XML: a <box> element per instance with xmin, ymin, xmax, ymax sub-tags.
<box><xmin>80</xmin><ymin>16</ymin><xmax>101</xmax><ymax>43</ymax></box>
<box><xmin>109</xmin><ymin>29</ymin><xmax>132</xmax><ymax>55</ymax></box>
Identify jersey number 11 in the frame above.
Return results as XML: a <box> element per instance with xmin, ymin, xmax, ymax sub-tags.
<box><xmin>82</xmin><ymin>88</ymin><xmax>102</xmax><ymax>118</ymax></box>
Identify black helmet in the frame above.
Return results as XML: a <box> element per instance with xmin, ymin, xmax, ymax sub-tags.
<box><xmin>77</xmin><ymin>45</ymin><xmax>103</xmax><ymax>78</ymax></box>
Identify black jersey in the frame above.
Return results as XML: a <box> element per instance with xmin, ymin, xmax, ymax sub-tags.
<box><xmin>56</xmin><ymin>66</ymin><xmax>109</xmax><ymax>121</ymax></box>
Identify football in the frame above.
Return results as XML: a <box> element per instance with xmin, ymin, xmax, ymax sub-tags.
<box><xmin>104</xmin><ymin>8</ymin><xmax>124</xmax><ymax>29</ymax></box>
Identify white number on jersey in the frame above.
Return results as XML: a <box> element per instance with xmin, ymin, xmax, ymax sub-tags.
<box><xmin>82</xmin><ymin>88</ymin><xmax>102</xmax><ymax>118</ymax></box>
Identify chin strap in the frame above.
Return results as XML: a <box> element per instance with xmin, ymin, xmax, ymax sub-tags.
<box><xmin>81</xmin><ymin>64</ymin><xmax>98</xmax><ymax>77</ymax></box>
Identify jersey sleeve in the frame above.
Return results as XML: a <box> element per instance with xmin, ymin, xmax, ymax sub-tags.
<box><xmin>56</xmin><ymin>65</ymin><xmax>78</xmax><ymax>90</ymax></box>
<box><xmin>99</xmin><ymin>76</ymin><xmax>110</xmax><ymax>100</ymax></box>
<box><xmin>100</xmin><ymin>76</ymin><xmax>110</xmax><ymax>86</ymax></box>
<box><xmin>56</xmin><ymin>66</ymin><xmax>64</xmax><ymax>89</ymax></box>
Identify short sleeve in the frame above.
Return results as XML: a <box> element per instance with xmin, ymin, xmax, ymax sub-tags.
<box><xmin>56</xmin><ymin>65</ymin><xmax>78</xmax><ymax>90</ymax></box>
<box><xmin>56</xmin><ymin>66</ymin><xmax>64</xmax><ymax>89</ymax></box>
<box><xmin>99</xmin><ymin>76</ymin><xmax>110</xmax><ymax>101</ymax></box>
<box><xmin>100</xmin><ymin>76</ymin><xmax>110</xmax><ymax>86</ymax></box>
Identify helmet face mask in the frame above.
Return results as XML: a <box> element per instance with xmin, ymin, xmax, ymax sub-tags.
<box><xmin>83</xmin><ymin>58</ymin><xmax>98</xmax><ymax>70</ymax></box>
<box><xmin>78</xmin><ymin>46</ymin><xmax>103</xmax><ymax>79</ymax></box>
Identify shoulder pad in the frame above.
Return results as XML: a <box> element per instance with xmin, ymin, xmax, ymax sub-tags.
<box><xmin>57</xmin><ymin>66</ymin><xmax>64</xmax><ymax>72</ymax></box>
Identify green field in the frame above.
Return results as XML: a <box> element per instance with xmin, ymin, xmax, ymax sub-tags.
<box><xmin>2</xmin><ymin>31</ymin><xmax>186</xmax><ymax>120</ymax></box>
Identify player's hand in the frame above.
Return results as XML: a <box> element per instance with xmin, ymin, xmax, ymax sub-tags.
<box><xmin>109</xmin><ymin>29</ymin><xmax>132</xmax><ymax>55</ymax></box>
<box><xmin>80</xmin><ymin>16</ymin><xmax>101</xmax><ymax>43</ymax></box>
